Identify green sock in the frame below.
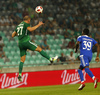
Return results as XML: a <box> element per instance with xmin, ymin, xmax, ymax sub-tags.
<box><xmin>40</xmin><ymin>50</ymin><xmax>51</xmax><ymax>60</ymax></box>
<box><xmin>19</xmin><ymin>62</ymin><xmax>24</xmax><ymax>76</ymax></box>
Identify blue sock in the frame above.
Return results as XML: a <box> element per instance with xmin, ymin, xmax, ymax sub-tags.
<box><xmin>78</xmin><ymin>69</ymin><xmax>84</xmax><ymax>82</ymax></box>
<box><xmin>85</xmin><ymin>68</ymin><xmax>94</xmax><ymax>78</ymax></box>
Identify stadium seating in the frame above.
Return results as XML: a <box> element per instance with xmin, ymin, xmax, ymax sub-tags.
<box><xmin>0</xmin><ymin>0</ymin><xmax>99</xmax><ymax>68</ymax></box>
<box><xmin>0</xmin><ymin>30</ymin><xmax>98</xmax><ymax>68</ymax></box>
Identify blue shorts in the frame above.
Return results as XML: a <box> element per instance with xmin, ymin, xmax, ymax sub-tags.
<box><xmin>79</xmin><ymin>55</ymin><xmax>92</xmax><ymax>69</ymax></box>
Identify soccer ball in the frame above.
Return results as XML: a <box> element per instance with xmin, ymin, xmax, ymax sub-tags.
<box><xmin>35</xmin><ymin>6</ymin><xmax>43</xmax><ymax>13</ymax></box>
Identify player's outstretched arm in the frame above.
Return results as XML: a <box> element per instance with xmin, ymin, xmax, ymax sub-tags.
<box><xmin>12</xmin><ymin>31</ymin><xmax>17</xmax><ymax>38</ymax></box>
<box><xmin>75</xmin><ymin>41</ymin><xmax>80</xmax><ymax>53</ymax></box>
<box><xmin>27</xmin><ymin>21</ymin><xmax>44</xmax><ymax>32</ymax></box>
<box><xmin>95</xmin><ymin>43</ymin><xmax>99</xmax><ymax>62</ymax></box>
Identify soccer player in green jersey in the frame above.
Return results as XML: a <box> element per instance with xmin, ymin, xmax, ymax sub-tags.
<box><xmin>12</xmin><ymin>16</ymin><xmax>58</xmax><ymax>81</ymax></box>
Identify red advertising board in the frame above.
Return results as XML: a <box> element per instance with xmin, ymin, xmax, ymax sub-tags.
<box><xmin>0</xmin><ymin>68</ymin><xmax>100</xmax><ymax>89</ymax></box>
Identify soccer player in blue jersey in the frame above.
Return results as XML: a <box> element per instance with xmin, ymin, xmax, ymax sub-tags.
<box><xmin>75</xmin><ymin>28</ymin><xmax>99</xmax><ymax>90</ymax></box>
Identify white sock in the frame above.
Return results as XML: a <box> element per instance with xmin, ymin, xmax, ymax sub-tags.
<box><xmin>92</xmin><ymin>76</ymin><xmax>95</xmax><ymax>81</ymax></box>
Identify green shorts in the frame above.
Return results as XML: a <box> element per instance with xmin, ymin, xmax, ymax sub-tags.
<box><xmin>18</xmin><ymin>41</ymin><xmax>38</xmax><ymax>57</ymax></box>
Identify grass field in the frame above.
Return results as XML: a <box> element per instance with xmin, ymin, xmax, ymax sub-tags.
<box><xmin>0</xmin><ymin>83</ymin><xmax>100</xmax><ymax>95</ymax></box>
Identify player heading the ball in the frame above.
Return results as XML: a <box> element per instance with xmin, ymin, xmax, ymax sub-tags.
<box><xmin>12</xmin><ymin>16</ymin><xmax>58</xmax><ymax>81</ymax></box>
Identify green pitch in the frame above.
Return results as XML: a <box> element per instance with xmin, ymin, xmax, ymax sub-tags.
<box><xmin>0</xmin><ymin>83</ymin><xmax>100</xmax><ymax>95</ymax></box>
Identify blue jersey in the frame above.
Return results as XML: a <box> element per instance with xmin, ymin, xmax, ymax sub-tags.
<box><xmin>77</xmin><ymin>35</ymin><xmax>97</xmax><ymax>57</ymax></box>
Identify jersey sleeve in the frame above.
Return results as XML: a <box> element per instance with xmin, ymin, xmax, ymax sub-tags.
<box><xmin>14</xmin><ymin>27</ymin><xmax>17</xmax><ymax>33</ymax></box>
<box><xmin>77</xmin><ymin>36</ymin><xmax>82</xmax><ymax>42</ymax></box>
<box><xmin>93</xmin><ymin>39</ymin><xmax>97</xmax><ymax>45</ymax></box>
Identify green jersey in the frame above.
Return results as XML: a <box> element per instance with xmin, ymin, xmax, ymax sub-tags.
<box><xmin>15</xmin><ymin>21</ymin><xmax>30</xmax><ymax>43</ymax></box>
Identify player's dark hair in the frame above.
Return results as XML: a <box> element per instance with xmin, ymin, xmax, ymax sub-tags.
<box><xmin>83</xmin><ymin>28</ymin><xmax>89</xmax><ymax>35</ymax></box>
<box><xmin>23</xmin><ymin>16</ymin><xmax>30</xmax><ymax>21</ymax></box>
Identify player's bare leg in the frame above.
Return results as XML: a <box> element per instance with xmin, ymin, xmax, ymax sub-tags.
<box><xmin>18</xmin><ymin>55</ymin><xmax>26</xmax><ymax>81</ymax></box>
<box><xmin>35</xmin><ymin>46</ymin><xmax>58</xmax><ymax>64</ymax></box>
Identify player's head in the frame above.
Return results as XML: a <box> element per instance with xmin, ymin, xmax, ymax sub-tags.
<box><xmin>82</xmin><ymin>28</ymin><xmax>89</xmax><ymax>35</ymax></box>
<box><xmin>23</xmin><ymin>16</ymin><xmax>31</xmax><ymax>23</ymax></box>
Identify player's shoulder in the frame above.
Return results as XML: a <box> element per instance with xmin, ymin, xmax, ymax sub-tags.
<box><xmin>23</xmin><ymin>21</ymin><xmax>30</xmax><ymax>26</ymax></box>
<box><xmin>17</xmin><ymin>22</ymin><xmax>24</xmax><ymax>26</ymax></box>
<box><xmin>90</xmin><ymin>37</ymin><xmax>96</xmax><ymax>42</ymax></box>
<box><xmin>77</xmin><ymin>36</ymin><xmax>82</xmax><ymax>39</ymax></box>
<box><xmin>86</xmin><ymin>36</ymin><xmax>95</xmax><ymax>40</ymax></box>
<box><xmin>83</xmin><ymin>35</ymin><xmax>96</xmax><ymax>41</ymax></box>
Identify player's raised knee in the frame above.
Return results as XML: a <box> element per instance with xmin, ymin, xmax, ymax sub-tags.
<box><xmin>35</xmin><ymin>46</ymin><xmax>42</xmax><ymax>52</ymax></box>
